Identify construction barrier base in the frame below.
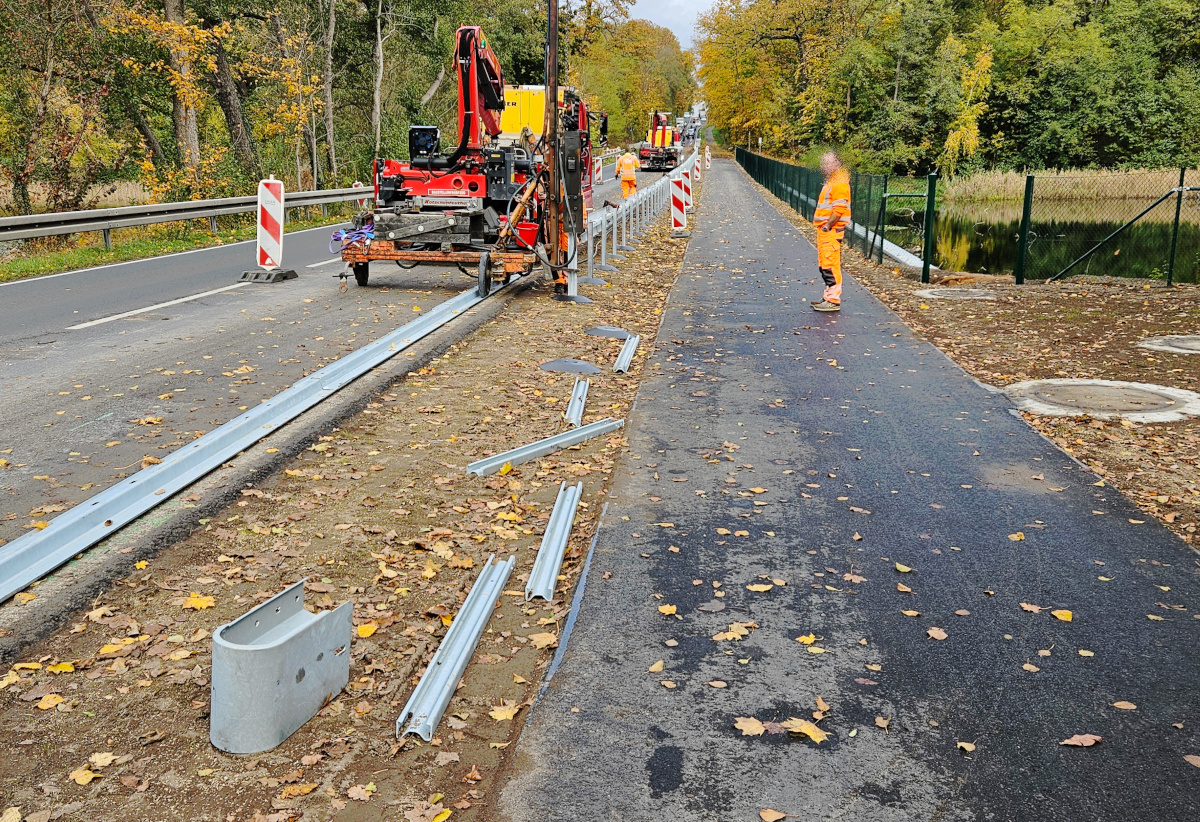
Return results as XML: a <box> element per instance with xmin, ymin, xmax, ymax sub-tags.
<box><xmin>239</xmin><ymin>268</ymin><xmax>298</xmax><ymax>284</ymax></box>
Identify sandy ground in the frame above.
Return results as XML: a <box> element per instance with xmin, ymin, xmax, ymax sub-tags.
<box><xmin>0</xmin><ymin>194</ymin><xmax>693</xmax><ymax>822</ymax></box>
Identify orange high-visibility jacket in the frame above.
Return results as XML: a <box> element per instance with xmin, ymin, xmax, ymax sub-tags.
<box><xmin>616</xmin><ymin>153</ymin><xmax>641</xmax><ymax>181</ymax></box>
<box><xmin>814</xmin><ymin>169</ymin><xmax>851</xmax><ymax>232</ymax></box>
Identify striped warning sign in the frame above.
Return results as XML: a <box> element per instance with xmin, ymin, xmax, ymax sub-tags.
<box><xmin>256</xmin><ymin>178</ymin><xmax>285</xmax><ymax>270</ymax></box>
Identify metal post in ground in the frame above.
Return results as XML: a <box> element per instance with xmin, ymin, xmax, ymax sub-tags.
<box><xmin>581</xmin><ymin>215</ymin><xmax>608</xmax><ymax>285</ymax></box>
<box><xmin>863</xmin><ymin>175</ymin><xmax>873</xmax><ymax>256</ymax></box>
<box><xmin>101</xmin><ymin>228</ymin><xmax>112</xmax><ymax>251</ymax></box>
<box><xmin>922</xmin><ymin>173</ymin><xmax>937</xmax><ymax>284</ymax></box>
<box><xmin>1167</xmin><ymin>167</ymin><xmax>1186</xmax><ymax>287</ymax></box>
<box><xmin>877</xmin><ymin>176</ymin><xmax>889</xmax><ymax>264</ymax></box>
<box><xmin>1014</xmin><ymin>174</ymin><xmax>1035</xmax><ymax>286</ymax></box>
<box><xmin>610</xmin><ymin>205</ymin><xmax>624</xmax><ymax>260</ymax></box>
<box><xmin>208</xmin><ymin>215</ymin><xmax>218</xmax><ymax>234</ymax></box>
<box><xmin>617</xmin><ymin>201</ymin><xmax>634</xmax><ymax>251</ymax></box>
<box><xmin>596</xmin><ymin>209</ymin><xmax>616</xmax><ymax>271</ymax></box>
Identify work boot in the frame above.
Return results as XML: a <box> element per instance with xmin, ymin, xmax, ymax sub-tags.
<box><xmin>812</xmin><ymin>300</ymin><xmax>841</xmax><ymax>312</ymax></box>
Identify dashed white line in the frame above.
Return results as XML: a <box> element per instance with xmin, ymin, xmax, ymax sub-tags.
<box><xmin>67</xmin><ymin>283</ymin><xmax>249</xmax><ymax>330</ymax></box>
<box><xmin>306</xmin><ymin>257</ymin><xmax>346</xmax><ymax>268</ymax></box>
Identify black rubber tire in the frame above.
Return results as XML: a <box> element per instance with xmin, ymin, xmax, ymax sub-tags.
<box><xmin>477</xmin><ymin>252</ymin><xmax>492</xmax><ymax>298</ymax></box>
<box><xmin>353</xmin><ymin>263</ymin><xmax>369</xmax><ymax>287</ymax></box>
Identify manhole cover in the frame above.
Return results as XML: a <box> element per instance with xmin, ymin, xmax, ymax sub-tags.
<box><xmin>1137</xmin><ymin>335</ymin><xmax>1200</xmax><ymax>355</ymax></box>
<box><xmin>913</xmin><ymin>288</ymin><xmax>996</xmax><ymax>301</ymax></box>
<box><xmin>1005</xmin><ymin>379</ymin><xmax>1200</xmax><ymax>423</ymax></box>
<box><xmin>585</xmin><ymin>326</ymin><xmax>632</xmax><ymax>340</ymax></box>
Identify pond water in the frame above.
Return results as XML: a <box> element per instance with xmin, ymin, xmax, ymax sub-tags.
<box><xmin>883</xmin><ymin>199</ymin><xmax>1200</xmax><ymax>282</ymax></box>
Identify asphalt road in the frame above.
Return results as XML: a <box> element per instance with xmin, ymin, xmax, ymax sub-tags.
<box><xmin>0</xmin><ymin>171</ymin><xmax>644</xmax><ymax>551</ymax></box>
<box><xmin>501</xmin><ymin>159</ymin><xmax>1200</xmax><ymax>821</ymax></box>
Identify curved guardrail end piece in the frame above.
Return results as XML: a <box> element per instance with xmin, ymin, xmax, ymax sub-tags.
<box><xmin>210</xmin><ymin>579</ymin><xmax>353</xmax><ymax>754</ymax></box>
<box><xmin>396</xmin><ymin>554</ymin><xmax>516</xmax><ymax>741</ymax></box>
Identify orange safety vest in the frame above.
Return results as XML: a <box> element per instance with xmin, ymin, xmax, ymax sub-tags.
<box><xmin>814</xmin><ymin>169</ymin><xmax>851</xmax><ymax>232</ymax></box>
<box><xmin>616</xmin><ymin>154</ymin><xmax>640</xmax><ymax>181</ymax></box>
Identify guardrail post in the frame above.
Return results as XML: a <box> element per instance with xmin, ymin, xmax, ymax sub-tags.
<box><xmin>1014</xmin><ymin>174</ymin><xmax>1035</xmax><ymax>286</ymax></box>
<box><xmin>1167</xmin><ymin>167</ymin><xmax>1185</xmax><ymax>287</ymax></box>
<box><xmin>596</xmin><ymin>208</ymin><xmax>616</xmax><ymax>271</ymax></box>
<box><xmin>877</xmin><ymin>176</ymin><xmax>889</xmax><ymax>264</ymax></box>
<box><xmin>863</xmin><ymin>175</ymin><xmax>873</xmax><ymax>256</ymax></box>
<box><xmin>208</xmin><ymin>215</ymin><xmax>218</xmax><ymax>234</ymax></box>
<box><xmin>922</xmin><ymin>173</ymin><xmax>937</xmax><ymax>284</ymax></box>
<box><xmin>101</xmin><ymin>228</ymin><xmax>112</xmax><ymax>250</ymax></box>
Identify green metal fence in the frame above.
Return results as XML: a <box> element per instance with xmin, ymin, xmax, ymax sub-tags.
<box><xmin>735</xmin><ymin>147</ymin><xmax>940</xmax><ymax>282</ymax></box>
<box><xmin>736</xmin><ymin>148</ymin><xmax>1200</xmax><ymax>285</ymax></box>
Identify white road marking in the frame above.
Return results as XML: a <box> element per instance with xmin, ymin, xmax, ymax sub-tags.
<box><xmin>67</xmin><ymin>283</ymin><xmax>249</xmax><ymax>330</ymax></box>
<box><xmin>0</xmin><ymin>223</ymin><xmax>347</xmax><ymax>287</ymax></box>
<box><xmin>306</xmin><ymin>257</ymin><xmax>346</xmax><ymax>268</ymax></box>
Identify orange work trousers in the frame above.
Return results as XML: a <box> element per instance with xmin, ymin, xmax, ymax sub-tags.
<box><xmin>817</xmin><ymin>228</ymin><xmax>843</xmax><ymax>304</ymax></box>
<box><xmin>621</xmin><ymin>179</ymin><xmax>637</xmax><ymax>198</ymax></box>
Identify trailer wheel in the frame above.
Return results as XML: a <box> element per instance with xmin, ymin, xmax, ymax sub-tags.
<box><xmin>353</xmin><ymin>263</ymin><xmax>369</xmax><ymax>287</ymax></box>
<box><xmin>477</xmin><ymin>252</ymin><xmax>493</xmax><ymax>297</ymax></box>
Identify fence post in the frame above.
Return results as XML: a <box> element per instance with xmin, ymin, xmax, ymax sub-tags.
<box><xmin>877</xmin><ymin>175</ymin><xmax>889</xmax><ymax>264</ymax></box>
<box><xmin>922</xmin><ymin>173</ymin><xmax>937</xmax><ymax>284</ymax></box>
<box><xmin>863</xmin><ymin>175</ymin><xmax>873</xmax><ymax>256</ymax></box>
<box><xmin>1167</xmin><ymin>167</ymin><xmax>1185</xmax><ymax>287</ymax></box>
<box><xmin>1014</xmin><ymin>174</ymin><xmax>1035</xmax><ymax>286</ymax></box>
<box><xmin>102</xmin><ymin>228</ymin><xmax>112</xmax><ymax>251</ymax></box>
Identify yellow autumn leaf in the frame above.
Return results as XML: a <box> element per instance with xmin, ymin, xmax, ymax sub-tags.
<box><xmin>0</xmin><ymin>807</ymin><xmax>20</xmax><ymax>822</ymax></box>
<box><xmin>957</xmin><ymin>741</ymin><xmax>976</xmax><ymax>752</ymax></box>
<box><xmin>280</xmin><ymin>782</ymin><xmax>318</xmax><ymax>800</ymax></box>
<box><xmin>901</xmin><ymin>609</ymin><xmax>920</xmax><ymax>617</ymax></box>
<box><xmin>749</xmin><ymin>487</ymin><xmax>767</xmax><ymax>494</ymax></box>
<box><xmin>37</xmin><ymin>693</ymin><xmax>64</xmax><ymax>710</ymax></box>
<box><xmin>432</xmin><ymin>810</ymin><xmax>452</xmax><ymax>822</ymax></box>
<box><xmin>658</xmin><ymin>604</ymin><xmax>677</xmax><ymax>616</ymax></box>
<box><xmin>135</xmin><ymin>561</ymin><xmax>148</xmax><ymax>570</ymax></box>
<box><xmin>89</xmin><ymin>752</ymin><xmax>118</xmax><ymax>768</ymax></box>
<box><xmin>1111</xmin><ymin>701</ymin><xmax>1137</xmax><ymax>710</ymax></box>
<box><xmin>166</xmin><ymin>649</ymin><xmax>192</xmax><ymax>661</ymax></box>
<box><xmin>896</xmin><ymin>583</ymin><xmax>913</xmax><ymax>593</ymax></box>
<box><xmin>746</xmin><ymin>583</ymin><xmax>773</xmax><ymax>592</ymax></box>
<box><xmin>715</xmin><ymin>528</ymin><xmax>732</xmax><ymax>535</ymax></box>
<box><xmin>489</xmin><ymin>700</ymin><xmax>520</xmax><ymax>721</ymax></box>
<box><xmin>15</xmin><ymin>592</ymin><xmax>36</xmax><ymax>603</ymax></box>
<box><xmin>356</xmin><ymin>622</ymin><xmax>379</xmax><ymax>638</ymax></box>
<box><xmin>47</xmin><ymin>662</ymin><xmax>74</xmax><ymax>674</ymax></box>
<box><xmin>498</xmin><ymin>462</ymin><xmax>514</xmax><ymax>476</ymax></box>
<box><xmin>1008</xmin><ymin>532</ymin><xmax>1025</xmax><ymax>541</ymax></box>
<box><xmin>0</xmin><ymin>671</ymin><xmax>20</xmax><ymax>690</ymax></box>
<box><xmin>735</xmin><ymin>716</ymin><xmax>766</xmax><ymax>736</ymax></box>
<box><xmin>894</xmin><ymin>563</ymin><xmax>912</xmax><ymax>573</ymax></box>
<box><xmin>181</xmin><ymin>592</ymin><xmax>215</xmax><ymax>610</ymax></box>
<box><xmin>795</xmin><ymin>633</ymin><xmax>816</xmax><ymax>645</ymax></box>
<box><xmin>760</xmin><ymin>810</ymin><xmax>787</xmax><ymax>822</ymax></box>
<box><xmin>1051</xmin><ymin>609</ymin><xmax>1073</xmax><ymax>622</ymax></box>
<box><xmin>648</xmin><ymin>660</ymin><xmax>664</xmax><ymax>673</ymax></box>
<box><xmin>806</xmin><ymin>646</ymin><xmax>827</xmax><ymax>654</ymax></box>
<box><xmin>781</xmin><ymin>717</ymin><xmax>828</xmax><ymax>744</ymax></box>
<box><xmin>69</xmin><ymin>767</ymin><xmax>99</xmax><ymax>785</ymax></box>
<box><xmin>1078</xmin><ymin>649</ymin><xmax>1095</xmax><ymax>657</ymax></box>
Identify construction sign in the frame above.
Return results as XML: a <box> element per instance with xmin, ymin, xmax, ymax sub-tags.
<box><xmin>256</xmin><ymin>178</ymin><xmax>285</xmax><ymax>270</ymax></box>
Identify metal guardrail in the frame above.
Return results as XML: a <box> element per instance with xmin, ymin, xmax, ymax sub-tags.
<box><xmin>525</xmin><ymin>482</ymin><xmax>583</xmax><ymax>602</ymax></box>
<box><xmin>0</xmin><ymin>186</ymin><xmax>366</xmax><ymax>249</ymax></box>
<box><xmin>0</xmin><ymin>275</ymin><xmax>522</xmax><ymax>604</ymax></box>
<box><xmin>466</xmin><ymin>418</ymin><xmax>624</xmax><ymax>477</ymax></box>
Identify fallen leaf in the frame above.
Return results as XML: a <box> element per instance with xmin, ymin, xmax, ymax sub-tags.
<box><xmin>875</xmin><ymin>716</ymin><xmax>891</xmax><ymax>732</ymax></box>
<box><xmin>957</xmin><ymin>741</ymin><xmax>976</xmax><ymax>752</ymax></box>
<box><xmin>647</xmin><ymin>660</ymin><xmax>664</xmax><ymax>673</ymax></box>
<box><xmin>657</xmin><ymin>604</ymin><xmax>677</xmax><ymax>616</ymax></box>
<box><xmin>0</xmin><ymin>808</ymin><xmax>18</xmax><ymax>822</ymax></box>
<box><xmin>181</xmin><ymin>592</ymin><xmax>214</xmax><ymax>610</ymax></box>
<box><xmin>795</xmin><ymin>633</ymin><xmax>816</xmax><ymax>645</ymax></box>
<box><xmin>816</xmin><ymin>696</ymin><xmax>830</xmax><ymax>713</ymax></box>
<box><xmin>1078</xmin><ymin>650</ymin><xmax>1095</xmax><ymax>657</ymax></box>
<box><xmin>1060</xmin><ymin>734</ymin><xmax>1101</xmax><ymax>747</ymax></box>
<box><xmin>463</xmin><ymin>764</ymin><xmax>482</xmax><ymax>783</ymax></box>
<box><xmin>1111</xmin><ymin>701</ymin><xmax>1137</xmax><ymax>710</ymax></box>
<box><xmin>280</xmin><ymin>782</ymin><xmax>318</xmax><ymax>800</ymax></box>
<box><xmin>89</xmin><ymin>752</ymin><xmax>117</xmax><ymax>768</ymax></box>
<box><xmin>36</xmin><ymin>694</ymin><xmax>64</xmax><ymax>710</ymax></box>
<box><xmin>896</xmin><ymin>583</ymin><xmax>912</xmax><ymax>593</ymax></box>
<box><xmin>955</xmin><ymin>609</ymin><xmax>971</xmax><ymax>616</ymax></box>
<box><xmin>901</xmin><ymin>610</ymin><xmax>920</xmax><ymax>617</ymax></box>
<box><xmin>746</xmin><ymin>583</ymin><xmax>773</xmax><ymax>592</ymax></box>
<box><xmin>1051</xmin><ymin>609</ymin><xmax>1073</xmax><ymax>622</ymax></box>
<box><xmin>47</xmin><ymin>662</ymin><xmax>74</xmax><ymax>674</ymax></box>
<box><xmin>529</xmin><ymin>632</ymin><xmax>558</xmax><ymax>649</ymax></box>
<box><xmin>1184</xmin><ymin>754</ymin><xmax>1200</xmax><ymax>769</ymax></box>
<box><xmin>347</xmin><ymin>783</ymin><xmax>375</xmax><ymax>801</ymax></box>
<box><xmin>760</xmin><ymin>811</ymin><xmax>788</xmax><ymax>822</ymax></box>
<box><xmin>927</xmin><ymin>627</ymin><xmax>948</xmax><ymax>641</ymax></box>
<box><xmin>660</xmin><ymin>680</ymin><xmax>677</xmax><ymax>689</ymax></box>
<box><xmin>1020</xmin><ymin>602</ymin><xmax>1047</xmax><ymax>613</ymax></box>
<box><xmin>781</xmin><ymin>717</ymin><xmax>828</xmax><ymax>744</ymax></box>
<box><xmin>69</xmin><ymin>766</ymin><xmax>99</xmax><ymax>785</ymax></box>
<box><xmin>1008</xmin><ymin>532</ymin><xmax>1025</xmax><ymax>541</ymax></box>
<box><xmin>735</xmin><ymin>717</ymin><xmax>766</xmax><ymax>737</ymax></box>
<box><xmin>894</xmin><ymin>563</ymin><xmax>912</xmax><ymax>573</ymax></box>
<box><xmin>489</xmin><ymin>700</ymin><xmax>520</xmax><ymax>721</ymax></box>
<box><xmin>1022</xmin><ymin>662</ymin><xmax>1040</xmax><ymax>673</ymax></box>
<box><xmin>357</xmin><ymin>622</ymin><xmax>379</xmax><ymax>638</ymax></box>
<box><xmin>1147</xmin><ymin>614</ymin><xmax>1165</xmax><ymax>621</ymax></box>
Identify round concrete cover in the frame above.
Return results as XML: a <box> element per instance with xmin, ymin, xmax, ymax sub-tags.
<box><xmin>1137</xmin><ymin>335</ymin><xmax>1200</xmax><ymax>355</ymax></box>
<box><xmin>1005</xmin><ymin>378</ymin><xmax>1200</xmax><ymax>423</ymax></box>
<box><xmin>913</xmin><ymin>287</ymin><xmax>996</xmax><ymax>301</ymax></box>
<box><xmin>539</xmin><ymin>358</ymin><xmax>601</xmax><ymax>375</ymax></box>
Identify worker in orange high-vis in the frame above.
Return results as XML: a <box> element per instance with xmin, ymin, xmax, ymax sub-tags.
<box><xmin>812</xmin><ymin>151</ymin><xmax>851</xmax><ymax>312</ymax></box>
<box><xmin>616</xmin><ymin>149</ymin><xmax>641</xmax><ymax>198</ymax></box>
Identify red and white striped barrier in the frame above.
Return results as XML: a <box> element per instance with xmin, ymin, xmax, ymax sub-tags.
<box><xmin>670</xmin><ymin>172</ymin><xmax>690</xmax><ymax>238</ymax></box>
<box><xmin>681</xmin><ymin>164</ymin><xmax>694</xmax><ymax>214</ymax></box>
<box><xmin>256</xmin><ymin>178</ymin><xmax>285</xmax><ymax>270</ymax></box>
<box><xmin>705</xmin><ymin>146</ymin><xmax>711</xmax><ymax>170</ymax></box>
<box><xmin>593</xmin><ymin>157</ymin><xmax>603</xmax><ymax>184</ymax></box>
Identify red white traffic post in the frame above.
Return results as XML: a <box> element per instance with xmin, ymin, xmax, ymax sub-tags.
<box><xmin>240</xmin><ymin>176</ymin><xmax>297</xmax><ymax>283</ymax></box>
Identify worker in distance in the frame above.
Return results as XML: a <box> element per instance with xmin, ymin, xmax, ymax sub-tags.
<box><xmin>615</xmin><ymin>148</ymin><xmax>641</xmax><ymax>199</ymax></box>
<box><xmin>812</xmin><ymin>150</ymin><xmax>851</xmax><ymax>312</ymax></box>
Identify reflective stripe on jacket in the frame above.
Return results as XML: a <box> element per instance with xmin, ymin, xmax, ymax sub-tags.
<box><xmin>814</xmin><ymin>170</ymin><xmax>851</xmax><ymax>231</ymax></box>
<box><xmin>616</xmin><ymin>154</ymin><xmax>640</xmax><ymax>181</ymax></box>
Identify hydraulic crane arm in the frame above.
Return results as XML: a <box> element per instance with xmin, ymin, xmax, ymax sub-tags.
<box><xmin>447</xmin><ymin>25</ymin><xmax>505</xmax><ymax>163</ymax></box>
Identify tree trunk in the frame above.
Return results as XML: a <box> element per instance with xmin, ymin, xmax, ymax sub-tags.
<box><xmin>122</xmin><ymin>96</ymin><xmax>168</xmax><ymax>167</ymax></box>
<box><xmin>373</xmin><ymin>0</ymin><xmax>383</xmax><ymax>157</ymax></box>
<box><xmin>11</xmin><ymin>52</ymin><xmax>56</xmax><ymax>215</ymax></box>
<box><xmin>161</xmin><ymin>0</ymin><xmax>201</xmax><ymax>176</ymax></box>
<box><xmin>210</xmin><ymin>31</ymin><xmax>258</xmax><ymax>173</ymax></box>
<box><xmin>420</xmin><ymin>65</ymin><xmax>446</xmax><ymax>106</ymax></box>
<box><xmin>322</xmin><ymin>0</ymin><xmax>338</xmax><ymax>180</ymax></box>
